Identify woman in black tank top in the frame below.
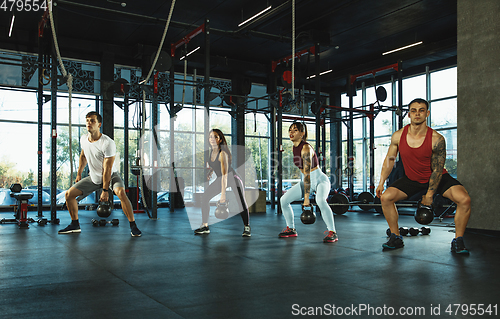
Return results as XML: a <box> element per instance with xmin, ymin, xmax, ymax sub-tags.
<box><xmin>194</xmin><ymin>129</ymin><xmax>251</xmax><ymax>237</ymax></box>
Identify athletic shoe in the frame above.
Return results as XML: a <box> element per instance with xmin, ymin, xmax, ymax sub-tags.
<box><xmin>131</xmin><ymin>225</ymin><xmax>142</xmax><ymax>237</ymax></box>
<box><xmin>279</xmin><ymin>226</ymin><xmax>297</xmax><ymax>238</ymax></box>
<box><xmin>323</xmin><ymin>230</ymin><xmax>338</xmax><ymax>243</ymax></box>
<box><xmin>382</xmin><ymin>233</ymin><xmax>404</xmax><ymax>250</ymax></box>
<box><xmin>58</xmin><ymin>224</ymin><xmax>81</xmax><ymax>234</ymax></box>
<box><xmin>451</xmin><ymin>237</ymin><xmax>469</xmax><ymax>254</ymax></box>
<box><xmin>194</xmin><ymin>225</ymin><xmax>210</xmax><ymax>235</ymax></box>
<box><xmin>242</xmin><ymin>225</ymin><xmax>251</xmax><ymax>237</ymax></box>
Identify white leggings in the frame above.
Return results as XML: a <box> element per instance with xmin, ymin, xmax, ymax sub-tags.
<box><xmin>280</xmin><ymin>169</ymin><xmax>336</xmax><ymax>231</ymax></box>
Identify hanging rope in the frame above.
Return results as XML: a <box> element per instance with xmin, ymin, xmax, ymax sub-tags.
<box><xmin>135</xmin><ymin>0</ymin><xmax>176</xmax><ymax>214</ymax></box>
<box><xmin>291</xmin><ymin>0</ymin><xmax>296</xmax><ymax>100</ymax></box>
<box><xmin>139</xmin><ymin>0</ymin><xmax>177</xmax><ymax>85</ymax></box>
<box><xmin>48</xmin><ymin>0</ymin><xmax>74</xmax><ymax>185</ymax></box>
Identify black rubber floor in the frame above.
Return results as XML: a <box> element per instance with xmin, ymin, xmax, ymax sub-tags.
<box><xmin>0</xmin><ymin>205</ymin><xmax>498</xmax><ymax>319</ymax></box>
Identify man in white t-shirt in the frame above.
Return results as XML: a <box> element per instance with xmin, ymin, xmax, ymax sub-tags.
<box><xmin>58</xmin><ymin>111</ymin><xmax>142</xmax><ymax>237</ymax></box>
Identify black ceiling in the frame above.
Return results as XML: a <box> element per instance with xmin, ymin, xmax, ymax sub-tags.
<box><xmin>0</xmin><ymin>0</ymin><xmax>457</xmax><ymax>92</ymax></box>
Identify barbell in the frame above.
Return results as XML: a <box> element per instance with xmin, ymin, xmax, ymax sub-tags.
<box><xmin>328</xmin><ymin>192</ymin><xmax>455</xmax><ymax>215</ymax></box>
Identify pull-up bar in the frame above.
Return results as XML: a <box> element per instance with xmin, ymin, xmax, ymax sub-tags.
<box><xmin>349</xmin><ymin>62</ymin><xmax>399</xmax><ymax>85</ymax></box>
<box><xmin>320</xmin><ymin>104</ymin><xmax>376</xmax><ymax>121</ymax></box>
<box><xmin>281</xmin><ymin>115</ymin><xmax>317</xmax><ymax>123</ymax></box>
<box><xmin>170</xmin><ymin>23</ymin><xmax>205</xmax><ymax>57</ymax></box>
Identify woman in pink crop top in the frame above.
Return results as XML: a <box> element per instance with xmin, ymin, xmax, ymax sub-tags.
<box><xmin>278</xmin><ymin>122</ymin><xmax>338</xmax><ymax>243</ymax></box>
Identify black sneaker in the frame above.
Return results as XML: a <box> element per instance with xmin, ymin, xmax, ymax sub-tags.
<box><xmin>194</xmin><ymin>225</ymin><xmax>210</xmax><ymax>235</ymax></box>
<box><xmin>242</xmin><ymin>225</ymin><xmax>251</xmax><ymax>237</ymax></box>
<box><xmin>451</xmin><ymin>237</ymin><xmax>469</xmax><ymax>254</ymax></box>
<box><xmin>279</xmin><ymin>226</ymin><xmax>297</xmax><ymax>238</ymax></box>
<box><xmin>131</xmin><ymin>225</ymin><xmax>142</xmax><ymax>237</ymax></box>
<box><xmin>323</xmin><ymin>230</ymin><xmax>338</xmax><ymax>243</ymax></box>
<box><xmin>382</xmin><ymin>233</ymin><xmax>404</xmax><ymax>250</ymax></box>
<box><xmin>58</xmin><ymin>224</ymin><xmax>81</xmax><ymax>234</ymax></box>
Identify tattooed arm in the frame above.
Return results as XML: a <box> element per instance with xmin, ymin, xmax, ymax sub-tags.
<box><xmin>422</xmin><ymin>132</ymin><xmax>446</xmax><ymax>205</ymax></box>
<box><xmin>301</xmin><ymin>144</ymin><xmax>314</xmax><ymax>206</ymax></box>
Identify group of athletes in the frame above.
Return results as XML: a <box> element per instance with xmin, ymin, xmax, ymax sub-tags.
<box><xmin>57</xmin><ymin>98</ymin><xmax>471</xmax><ymax>254</ymax></box>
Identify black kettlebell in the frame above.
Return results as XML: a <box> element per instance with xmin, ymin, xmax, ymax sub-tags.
<box><xmin>97</xmin><ymin>201</ymin><xmax>112</xmax><ymax>218</ymax></box>
<box><xmin>415</xmin><ymin>200</ymin><xmax>434</xmax><ymax>225</ymax></box>
<box><xmin>214</xmin><ymin>200</ymin><xmax>229</xmax><ymax>219</ymax></box>
<box><xmin>300</xmin><ymin>204</ymin><xmax>316</xmax><ymax>224</ymax></box>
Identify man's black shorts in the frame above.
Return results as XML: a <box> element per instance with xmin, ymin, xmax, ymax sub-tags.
<box><xmin>389</xmin><ymin>173</ymin><xmax>462</xmax><ymax>198</ymax></box>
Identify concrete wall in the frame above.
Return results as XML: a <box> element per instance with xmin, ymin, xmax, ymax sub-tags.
<box><xmin>457</xmin><ymin>0</ymin><xmax>500</xmax><ymax>231</ymax></box>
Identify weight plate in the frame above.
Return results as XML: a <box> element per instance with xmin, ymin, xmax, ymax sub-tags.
<box><xmin>280</xmin><ymin>68</ymin><xmax>295</xmax><ymax>89</ymax></box>
<box><xmin>376</xmin><ymin>86</ymin><xmax>387</xmax><ymax>102</ymax></box>
<box><xmin>357</xmin><ymin>192</ymin><xmax>375</xmax><ymax>211</ymax></box>
<box><xmin>329</xmin><ymin>193</ymin><xmax>349</xmax><ymax>215</ymax></box>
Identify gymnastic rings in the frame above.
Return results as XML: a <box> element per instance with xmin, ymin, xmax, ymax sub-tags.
<box><xmin>39</xmin><ymin>68</ymin><xmax>51</xmax><ymax>86</ymax></box>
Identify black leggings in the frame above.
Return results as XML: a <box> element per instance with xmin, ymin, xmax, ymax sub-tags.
<box><xmin>202</xmin><ymin>173</ymin><xmax>249</xmax><ymax>225</ymax></box>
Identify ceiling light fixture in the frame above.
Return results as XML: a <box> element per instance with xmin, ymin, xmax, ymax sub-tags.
<box><xmin>180</xmin><ymin>46</ymin><xmax>201</xmax><ymax>60</ymax></box>
<box><xmin>9</xmin><ymin>15</ymin><xmax>15</xmax><ymax>37</ymax></box>
<box><xmin>307</xmin><ymin>69</ymin><xmax>333</xmax><ymax>80</ymax></box>
<box><xmin>238</xmin><ymin>6</ymin><xmax>272</xmax><ymax>27</ymax></box>
<box><xmin>107</xmin><ymin>0</ymin><xmax>126</xmax><ymax>7</ymax></box>
<box><xmin>382</xmin><ymin>41</ymin><xmax>423</xmax><ymax>55</ymax></box>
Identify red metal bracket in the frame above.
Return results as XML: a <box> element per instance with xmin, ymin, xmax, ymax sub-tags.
<box><xmin>38</xmin><ymin>10</ymin><xmax>49</xmax><ymax>38</ymax></box>
<box><xmin>271</xmin><ymin>46</ymin><xmax>316</xmax><ymax>73</ymax></box>
<box><xmin>170</xmin><ymin>23</ymin><xmax>205</xmax><ymax>57</ymax></box>
<box><xmin>349</xmin><ymin>63</ymin><xmax>399</xmax><ymax>85</ymax></box>
<box><xmin>154</xmin><ymin>72</ymin><xmax>159</xmax><ymax>94</ymax></box>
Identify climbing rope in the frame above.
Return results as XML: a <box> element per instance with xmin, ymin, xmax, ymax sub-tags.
<box><xmin>48</xmin><ymin>0</ymin><xmax>74</xmax><ymax>184</ymax></box>
<box><xmin>139</xmin><ymin>0</ymin><xmax>177</xmax><ymax>85</ymax></box>
<box><xmin>136</xmin><ymin>0</ymin><xmax>176</xmax><ymax>213</ymax></box>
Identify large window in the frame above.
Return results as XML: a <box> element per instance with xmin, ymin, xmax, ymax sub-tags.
<box><xmin>0</xmin><ymin>50</ymin><xmax>459</xmax><ymax>206</ymax></box>
<box><xmin>340</xmin><ymin>66</ymin><xmax>458</xmax><ymax>193</ymax></box>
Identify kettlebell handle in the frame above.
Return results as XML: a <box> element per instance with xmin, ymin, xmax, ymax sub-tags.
<box><xmin>217</xmin><ymin>200</ymin><xmax>229</xmax><ymax>207</ymax></box>
<box><xmin>302</xmin><ymin>203</ymin><xmax>313</xmax><ymax>210</ymax></box>
<box><xmin>417</xmin><ymin>200</ymin><xmax>433</xmax><ymax>210</ymax></box>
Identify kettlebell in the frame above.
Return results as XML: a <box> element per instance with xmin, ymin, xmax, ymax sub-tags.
<box><xmin>300</xmin><ymin>204</ymin><xmax>316</xmax><ymax>224</ymax></box>
<box><xmin>97</xmin><ymin>201</ymin><xmax>112</xmax><ymax>218</ymax></box>
<box><xmin>214</xmin><ymin>200</ymin><xmax>229</xmax><ymax>219</ymax></box>
<box><xmin>415</xmin><ymin>200</ymin><xmax>434</xmax><ymax>225</ymax></box>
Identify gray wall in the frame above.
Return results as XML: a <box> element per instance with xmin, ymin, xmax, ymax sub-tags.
<box><xmin>458</xmin><ymin>0</ymin><xmax>500</xmax><ymax>231</ymax></box>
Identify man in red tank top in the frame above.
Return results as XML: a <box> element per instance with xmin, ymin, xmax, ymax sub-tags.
<box><xmin>376</xmin><ymin>98</ymin><xmax>471</xmax><ymax>253</ymax></box>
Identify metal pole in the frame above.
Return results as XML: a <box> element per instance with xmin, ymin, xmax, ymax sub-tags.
<box><xmin>277</xmin><ymin>91</ymin><xmax>283</xmax><ymax>214</ymax></box>
<box><xmin>204</xmin><ymin>18</ymin><xmax>211</xmax><ymax>206</ymax></box>
<box><xmin>270</xmin><ymin>96</ymin><xmax>276</xmax><ymax>209</ymax></box>
<box><xmin>37</xmin><ymin>33</ymin><xmax>45</xmax><ymax>218</ymax></box>
<box><xmin>314</xmin><ymin>44</ymin><xmax>323</xmax><ymax>170</ymax></box>
<box><xmin>124</xmin><ymin>93</ymin><xmax>129</xmax><ymax>189</ymax></box>
<box><xmin>151</xmin><ymin>79</ymin><xmax>158</xmax><ymax>218</ymax></box>
<box><xmin>169</xmin><ymin>67</ymin><xmax>175</xmax><ymax>213</ymax></box>
<box><xmin>50</xmin><ymin>42</ymin><xmax>58</xmax><ymax>221</ymax></box>
<box><xmin>398</xmin><ymin>60</ymin><xmax>403</xmax><ymax>130</ymax></box>
<box><xmin>348</xmin><ymin>78</ymin><xmax>354</xmax><ymax>201</ymax></box>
